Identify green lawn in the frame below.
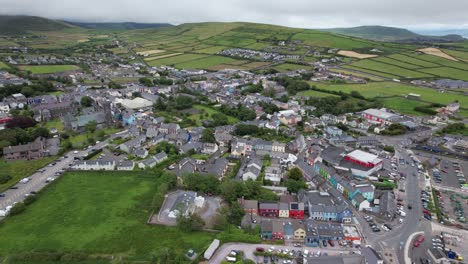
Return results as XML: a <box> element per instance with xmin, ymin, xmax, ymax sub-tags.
<box><xmin>303</xmin><ymin>81</ymin><xmax>468</xmax><ymax>106</ymax></box>
<box><xmin>371</xmin><ymin>56</ymin><xmax>422</xmax><ymax>69</ymax></box>
<box><xmin>0</xmin><ymin>156</ymin><xmax>57</xmax><ymax>192</ymax></box>
<box><xmin>0</xmin><ymin>171</ymin><xmax>215</xmax><ymax>260</ymax></box>
<box><xmin>18</xmin><ymin>65</ymin><xmax>80</xmax><ymax>74</ymax></box>
<box><xmin>42</xmin><ymin>118</ymin><xmax>64</xmax><ymax>132</ymax></box>
<box><xmin>66</xmin><ymin>128</ymin><xmax>121</xmax><ymax>148</ymax></box>
<box><xmin>191</xmin><ymin>104</ymin><xmax>239</xmax><ymax>123</ymax></box>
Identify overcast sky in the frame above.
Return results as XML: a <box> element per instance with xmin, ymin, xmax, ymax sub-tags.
<box><xmin>1</xmin><ymin>0</ymin><xmax>468</xmax><ymax>29</ymax></box>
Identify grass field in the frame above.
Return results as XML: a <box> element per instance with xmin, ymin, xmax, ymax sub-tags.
<box><xmin>302</xmin><ymin>81</ymin><xmax>468</xmax><ymax>106</ymax></box>
<box><xmin>371</xmin><ymin>56</ymin><xmax>422</xmax><ymax>69</ymax></box>
<box><xmin>297</xmin><ymin>90</ymin><xmax>339</xmax><ymax>97</ymax></box>
<box><xmin>386</xmin><ymin>54</ymin><xmax>439</xmax><ymax>67</ymax></box>
<box><xmin>0</xmin><ymin>171</ymin><xmax>215</xmax><ymax>259</ymax></box>
<box><xmin>443</xmin><ymin>49</ymin><xmax>468</xmax><ymax>62</ymax></box>
<box><xmin>418</xmin><ymin>67</ymin><xmax>468</xmax><ymax>81</ymax></box>
<box><xmin>146</xmin><ymin>53</ymin><xmax>209</xmax><ymax>67</ymax></box>
<box><xmin>347</xmin><ymin>60</ymin><xmax>433</xmax><ymax>78</ymax></box>
<box><xmin>378</xmin><ymin>97</ymin><xmax>431</xmax><ymax>116</ymax></box>
<box><xmin>188</xmin><ymin>104</ymin><xmax>239</xmax><ymax>126</ymax></box>
<box><xmin>273</xmin><ymin>63</ymin><xmax>310</xmax><ymax>72</ymax></box>
<box><xmin>329</xmin><ymin>68</ymin><xmax>384</xmax><ymax>81</ymax></box>
<box><xmin>0</xmin><ymin>61</ymin><xmax>10</xmax><ymax>69</ymax></box>
<box><xmin>0</xmin><ymin>156</ymin><xmax>57</xmax><ymax>193</ymax></box>
<box><xmin>342</xmin><ymin>65</ymin><xmax>400</xmax><ymax>79</ymax></box>
<box><xmin>18</xmin><ymin>65</ymin><xmax>80</xmax><ymax>74</ymax></box>
<box><xmin>65</xmin><ymin>128</ymin><xmax>121</xmax><ymax>148</ymax></box>
<box><xmin>176</xmin><ymin>55</ymin><xmax>239</xmax><ymax>69</ymax></box>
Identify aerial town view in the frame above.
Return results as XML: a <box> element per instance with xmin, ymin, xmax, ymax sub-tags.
<box><xmin>0</xmin><ymin>0</ymin><xmax>467</xmax><ymax>263</ymax></box>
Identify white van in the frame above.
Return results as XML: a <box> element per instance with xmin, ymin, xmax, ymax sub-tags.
<box><xmin>226</xmin><ymin>256</ymin><xmax>236</xmax><ymax>262</ymax></box>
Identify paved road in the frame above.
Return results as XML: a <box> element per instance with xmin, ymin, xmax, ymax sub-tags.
<box><xmin>209</xmin><ymin>243</ymin><xmax>355</xmax><ymax>264</ymax></box>
<box><xmin>375</xmin><ymin>136</ymin><xmax>433</xmax><ymax>263</ymax></box>
<box><xmin>0</xmin><ymin>140</ymin><xmax>110</xmax><ymax>217</ymax></box>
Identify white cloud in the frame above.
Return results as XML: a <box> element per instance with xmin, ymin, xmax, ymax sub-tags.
<box><xmin>1</xmin><ymin>0</ymin><xmax>467</xmax><ymax>29</ymax></box>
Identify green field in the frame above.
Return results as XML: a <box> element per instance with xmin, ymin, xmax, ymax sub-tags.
<box><xmin>418</xmin><ymin>67</ymin><xmax>468</xmax><ymax>81</ymax></box>
<box><xmin>386</xmin><ymin>54</ymin><xmax>439</xmax><ymax>67</ymax></box>
<box><xmin>146</xmin><ymin>53</ymin><xmax>209</xmax><ymax>66</ymax></box>
<box><xmin>347</xmin><ymin>60</ymin><xmax>433</xmax><ymax>78</ymax></box>
<box><xmin>0</xmin><ymin>61</ymin><xmax>10</xmax><ymax>69</ymax></box>
<box><xmin>18</xmin><ymin>64</ymin><xmax>80</xmax><ymax>74</ymax></box>
<box><xmin>329</xmin><ymin>68</ymin><xmax>384</xmax><ymax>81</ymax></box>
<box><xmin>378</xmin><ymin>97</ymin><xmax>431</xmax><ymax>116</ymax></box>
<box><xmin>342</xmin><ymin>65</ymin><xmax>400</xmax><ymax>79</ymax></box>
<box><xmin>176</xmin><ymin>55</ymin><xmax>239</xmax><ymax>69</ymax></box>
<box><xmin>188</xmin><ymin>104</ymin><xmax>239</xmax><ymax>125</ymax></box>
<box><xmin>273</xmin><ymin>63</ymin><xmax>311</xmax><ymax>72</ymax></box>
<box><xmin>290</xmin><ymin>31</ymin><xmax>375</xmax><ymax>49</ymax></box>
<box><xmin>371</xmin><ymin>56</ymin><xmax>422</xmax><ymax>69</ymax></box>
<box><xmin>302</xmin><ymin>81</ymin><xmax>468</xmax><ymax>106</ymax></box>
<box><xmin>0</xmin><ymin>171</ymin><xmax>215</xmax><ymax>260</ymax></box>
<box><xmin>65</xmin><ymin>128</ymin><xmax>121</xmax><ymax>148</ymax></box>
<box><xmin>297</xmin><ymin>90</ymin><xmax>339</xmax><ymax>97</ymax></box>
<box><xmin>443</xmin><ymin>49</ymin><xmax>468</xmax><ymax>62</ymax></box>
<box><xmin>0</xmin><ymin>156</ymin><xmax>57</xmax><ymax>192</ymax></box>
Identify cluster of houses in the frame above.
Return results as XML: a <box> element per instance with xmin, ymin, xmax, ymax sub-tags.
<box><xmin>218</xmin><ymin>48</ymin><xmax>300</xmax><ymax>62</ymax></box>
<box><xmin>238</xmin><ymin>191</ymin><xmax>363</xmax><ymax>246</ymax></box>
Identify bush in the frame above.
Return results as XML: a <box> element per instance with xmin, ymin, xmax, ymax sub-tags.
<box><xmin>23</xmin><ymin>195</ymin><xmax>37</xmax><ymax>206</ymax></box>
<box><xmin>9</xmin><ymin>202</ymin><xmax>26</xmax><ymax>216</ymax></box>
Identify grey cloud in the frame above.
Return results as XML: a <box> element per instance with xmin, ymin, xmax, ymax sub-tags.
<box><xmin>1</xmin><ymin>0</ymin><xmax>467</xmax><ymax>29</ymax></box>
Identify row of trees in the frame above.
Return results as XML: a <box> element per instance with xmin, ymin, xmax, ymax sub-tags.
<box><xmin>219</xmin><ymin>104</ymin><xmax>256</xmax><ymax>121</ymax></box>
<box><xmin>0</xmin><ymin>81</ymin><xmax>57</xmax><ymax>100</ymax></box>
<box><xmin>139</xmin><ymin>77</ymin><xmax>173</xmax><ymax>87</ymax></box>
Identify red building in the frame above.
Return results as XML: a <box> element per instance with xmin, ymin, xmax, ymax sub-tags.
<box><xmin>259</xmin><ymin>202</ymin><xmax>279</xmax><ymax>217</ymax></box>
<box><xmin>289</xmin><ymin>202</ymin><xmax>305</xmax><ymax>219</ymax></box>
<box><xmin>344</xmin><ymin>150</ymin><xmax>383</xmax><ymax>168</ymax></box>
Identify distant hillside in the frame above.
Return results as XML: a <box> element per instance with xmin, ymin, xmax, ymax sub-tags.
<box><xmin>0</xmin><ymin>15</ymin><xmax>74</xmax><ymax>35</ymax></box>
<box><xmin>66</xmin><ymin>21</ymin><xmax>173</xmax><ymax>30</ymax></box>
<box><xmin>321</xmin><ymin>25</ymin><xmax>465</xmax><ymax>43</ymax></box>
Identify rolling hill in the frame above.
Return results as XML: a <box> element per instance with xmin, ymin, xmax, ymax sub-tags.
<box><xmin>321</xmin><ymin>25</ymin><xmax>465</xmax><ymax>43</ymax></box>
<box><xmin>0</xmin><ymin>15</ymin><xmax>75</xmax><ymax>35</ymax></box>
<box><xmin>66</xmin><ymin>21</ymin><xmax>173</xmax><ymax>30</ymax></box>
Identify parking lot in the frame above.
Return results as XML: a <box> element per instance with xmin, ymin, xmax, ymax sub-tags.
<box><xmin>435</xmin><ymin>159</ymin><xmax>467</xmax><ymax>188</ymax></box>
<box><xmin>209</xmin><ymin>243</ymin><xmax>356</xmax><ymax>264</ymax></box>
<box><xmin>444</xmin><ymin>191</ymin><xmax>468</xmax><ymax>228</ymax></box>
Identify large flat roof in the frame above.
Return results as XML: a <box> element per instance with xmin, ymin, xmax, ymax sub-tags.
<box><xmin>363</xmin><ymin>108</ymin><xmax>397</xmax><ymax>120</ymax></box>
<box><xmin>346</xmin><ymin>150</ymin><xmax>382</xmax><ymax>164</ymax></box>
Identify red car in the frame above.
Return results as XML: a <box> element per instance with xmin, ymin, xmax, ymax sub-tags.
<box><xmin>414</xmin><ymin>241</ymin><xmax>420</xmax><ymax>247</ymax></box>
<box><xmin>417</xmin><ymin>235</ymin><xmax>425</xmax><ymax>243</ymax></box>
<box><xmin>256</xmin><ymin>247</ymin><xmax>265</xmax><ymax>252</ymax></box>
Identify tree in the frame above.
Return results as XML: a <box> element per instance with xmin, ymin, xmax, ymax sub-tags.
<box><xmin>174</xmin><ymin>96</ymin><xmax>194</xmax><ymax>110</ymax></box>
<box><xmin>176</xmin><ymin>213</ymin><xmax>205</xmax><ymax>232</ymax></box>
<box><xmin>80</xmin><ymin>96</ymin><xmax>94</xmax><ymax>107</ymax></box>
<box><xmin>285</xmin><ymin>179</ymin><xmax>308</xmax><ymax>194</ymax></box>
<box><xmin>96</xmin><ymin>130</ymin><xmax>106</xmax><ymax>141</ymax></box>
<box><xmin>287</xmin><ymin>167</ymin><xmax>303</xmax><ymax>181</ymax></box>
<box><xmin>201</xmin><ymin>128</ymin><xmax>216</xmax><ymax>143</ymax></box>
<box><xmin>85</xmin><ymin>121</ymin><xmax>97</xmax><ymax>133</ymax></box>
<box><xmin>31</xmin><ymin>127</ymin><xmax>50</xmax><ymax>139</ymax></box>
<box><xmin>5</xmin><ymin>116</ymin><xmax>36</xmax><ymax>129</ymax></box>
<box><xmin>229</xmin><ymin>202</ymin><xmax>245</xmax><ymax>226</ymax></box>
